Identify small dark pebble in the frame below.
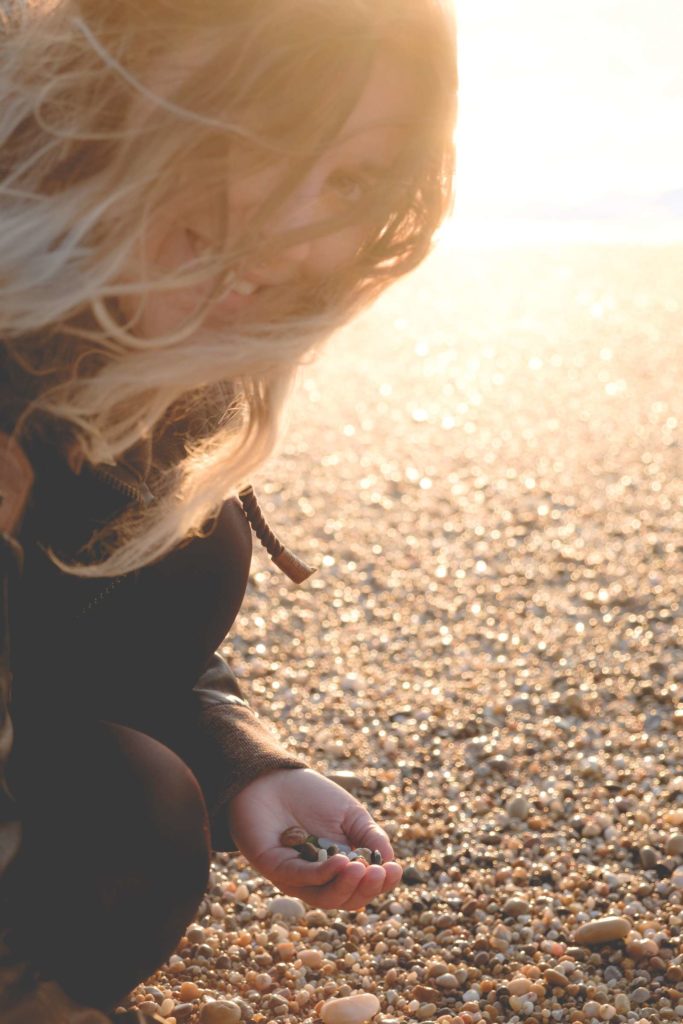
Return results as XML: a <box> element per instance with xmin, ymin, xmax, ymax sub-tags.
<box><xmin>403</xmin><ymin>865</ymin><xmax>425</xmax><ymax>885</ymax></box>
<box><xmin>297</xmin><ymin>842</ymin><xmax>319</xmax><ymax>862</ymax></box>
<box><xmin>371</xmin><ymin>850</ymin><xmax>383</xmax><ymax>865</ymax></box>
<box><xmin>143</xmin><ymin>987</ymin><xmax>165</xmax><ymax>1001</ymax></box>
<box><xmin>640</xmin><ymin>845</ymin><xmax>658</xmax><ymax>870</ymax></box>
<box><xmin>327</xmin><ymin>844</ymin><xmax>339</xmax><ymax>857</ymax></box>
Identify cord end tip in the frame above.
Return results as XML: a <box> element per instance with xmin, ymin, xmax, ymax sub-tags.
<box><xmin>273</xmin><ymin>548</ymin><xmax>317</xmax><ymax>585</ymax></box>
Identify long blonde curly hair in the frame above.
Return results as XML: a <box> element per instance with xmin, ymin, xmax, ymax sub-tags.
<box><xmin>0</xmin><ymin>0</ymin><xmax>457</xmax><ymax>575</ymax></box>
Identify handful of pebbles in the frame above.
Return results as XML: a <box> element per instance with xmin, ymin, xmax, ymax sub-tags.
<box><xmin>280</xmin><ymin>826</ymin><xmax>383</xmax><ymax>865</ymax></box>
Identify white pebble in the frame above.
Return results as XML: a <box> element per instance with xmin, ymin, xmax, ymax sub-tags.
<box><xmin>320</xmin><ymin>994</ymin><xmax>380</xmax><ymax>1024</ymax></box>
<box><xmin>266</xmin><ymin>896</ymin><xmax>306</xmax><ymax>920</ymax></box>
<box><xmin>434</xmin><ymin>973</ymin><xmax>459</xmax><ymax>989</ymax></box>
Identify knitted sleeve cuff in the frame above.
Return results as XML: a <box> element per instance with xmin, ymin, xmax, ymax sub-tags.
<box><xmin>194</xmin><ymin>697</ymin><xmax>308</xmax><ymax>851</ymax></box>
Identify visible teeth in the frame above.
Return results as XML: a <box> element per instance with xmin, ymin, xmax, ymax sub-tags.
<box><xmin>232</xmin><ymin>278</ymin><xmax>257</xmax><ymax>296</ymax></box>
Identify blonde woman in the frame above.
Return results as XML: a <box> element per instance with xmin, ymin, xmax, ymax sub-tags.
<box><xmin>0</xmin><ymin>0</ymin><xmax>457</xmax><ymax>1018</ymax></box>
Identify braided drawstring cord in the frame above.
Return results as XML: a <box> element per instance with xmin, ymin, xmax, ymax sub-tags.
<box><xmin>238</xmin><ymin>485</ymin><xmax>316</xmax><ymax>585</ymax></box>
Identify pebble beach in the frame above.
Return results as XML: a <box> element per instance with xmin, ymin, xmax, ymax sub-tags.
<box><xmin>121</xmin><ymin>243</ymin><xmax>683</xmax><ymax>1024</ymax></box>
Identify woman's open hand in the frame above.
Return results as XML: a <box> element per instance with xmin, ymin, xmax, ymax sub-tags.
<box><xmin>227</xmin><ymin>768</ymin><xmax>402</xmax><ymax>911</ymax></box>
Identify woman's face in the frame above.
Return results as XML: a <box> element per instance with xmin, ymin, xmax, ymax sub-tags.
<box><xmin>119</xmin><ymin>56</ymin><xmax>417</xmax><ymax>339</ymax></box>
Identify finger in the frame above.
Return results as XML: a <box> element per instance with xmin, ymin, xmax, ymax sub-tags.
<box><xmin>361</xmin><ymin>822</ymin><xmax>395</xmax><ymax>862</ymax></box>
<box><xmin>381</xmin><ymin>861</ymin><xmax>403</xmax><ymax>892</ymax></box>
<box><xmin>338</xmin><ymin>865</ymin><xmax>388</xmax><ymax>912</ymax></box>
<box><xmin>340</xmin><ymin>806</ymin><xmax>396</xmax><ymax>862</ymax></box>
<box><xmin>268</xmin><ymin>852</ymin><xmax>351</xmax><ymax>890</ymax></box>
<box><xmin>281</xmin><ymin>860</ymin><xmax>369</xmax><ymax>910</ymax></box>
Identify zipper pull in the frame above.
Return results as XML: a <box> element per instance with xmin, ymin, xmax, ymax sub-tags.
<box><xmin>239</xmin><ymin>485</ymin><xmax>316</xmax><ymax>585</ymax></box>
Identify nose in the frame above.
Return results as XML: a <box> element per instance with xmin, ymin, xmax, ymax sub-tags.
<box><xmin>269</xmin><ymin>179</ymin><xmax>322</xmax><ymax>267</ymax></box>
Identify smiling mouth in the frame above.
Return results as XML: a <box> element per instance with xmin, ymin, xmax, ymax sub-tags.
<box><xmin>186</xmin><ymin>230</ymin><xmax>262</xmax><ymax>302</ymax></box>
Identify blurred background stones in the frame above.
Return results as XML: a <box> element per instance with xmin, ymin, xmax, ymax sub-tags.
<box><xmin>122</xmin><ymin>244</ymin><xmax>683</xmax><ymax>1024</ymax></box>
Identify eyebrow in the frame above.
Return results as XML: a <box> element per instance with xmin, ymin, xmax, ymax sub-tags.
<box><xmin>353</xmin><ymin>160</ymin><xmax>395</xmax><ymax>176</ymax></box>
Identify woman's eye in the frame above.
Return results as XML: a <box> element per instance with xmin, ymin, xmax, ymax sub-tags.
<box><xmin>329</xmin><ymin>172</ymin><xmax>371</xmax><ymax>205</ymax></box>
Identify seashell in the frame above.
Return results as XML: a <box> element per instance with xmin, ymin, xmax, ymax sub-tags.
<box><xmin>280</xmin><ymin>826</ymin><xmax>309</xmax><ymax>847</ymax></box>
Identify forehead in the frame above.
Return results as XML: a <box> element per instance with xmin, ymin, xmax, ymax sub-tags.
<box><xmin>331</xmin><ymin>56</ymin><xmax>418</xmax><ymax>164</ymax></box>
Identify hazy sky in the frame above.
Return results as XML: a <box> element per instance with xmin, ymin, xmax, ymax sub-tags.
<box><xmin>454</xmin><ymin>0</ymin><xmax>683</xmax><ymax>223</ymax></box>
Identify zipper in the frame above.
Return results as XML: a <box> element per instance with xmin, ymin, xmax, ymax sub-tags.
<box><xmin>90</xmin><ymin>465</ymin><xmax>154</xmax><ymax>507</ymax></box>
<box><xmin>78</xmin><ymin>575</ymin><xmax>126</xmax><ymax>618</ymax></box>
<box><xmin>75</xmin><ymin>463</ymin><xmax>153</xmax><ymax>618</ymax></box>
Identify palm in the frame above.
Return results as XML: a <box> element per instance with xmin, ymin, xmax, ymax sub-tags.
<box><xmin>228</xmin><ymin>768</ymin><xmax>403</xmax><ymax>910</ymax></box>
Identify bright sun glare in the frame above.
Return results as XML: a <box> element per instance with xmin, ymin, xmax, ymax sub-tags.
<box><xmin>449</xmin><ymin>0</ymin><xmax>683</xmax><ymax>243</ymax></box>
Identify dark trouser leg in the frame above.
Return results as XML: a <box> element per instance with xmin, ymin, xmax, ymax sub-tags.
<box><xmin>4</xmin><ymin>722</ymin><xmax>211</xmax><ymax>1010</ymax></box>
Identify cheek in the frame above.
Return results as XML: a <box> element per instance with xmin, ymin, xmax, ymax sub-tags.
<box><xmin>228</xmin><ymin>167</ymin><xmax>281</xmax><ymax>228</ymax></box>
<box><xmin>315</xmin><ymin>223</ymin><xmax>369</xmax><ymax>275</ymax></box>
<box><xmin>117</xmin><ymin>225</ymin><xmax>211</xmax><ymax>336</ymax></box>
